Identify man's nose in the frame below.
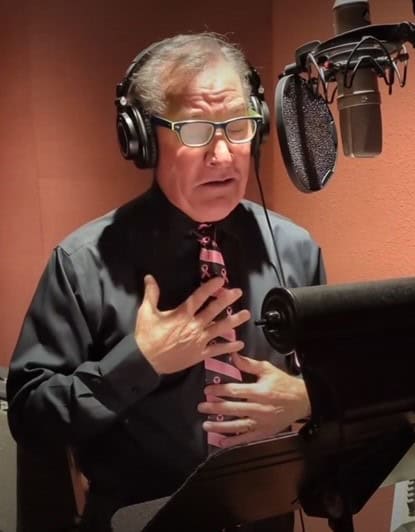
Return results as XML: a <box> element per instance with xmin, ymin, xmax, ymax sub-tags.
<box><xmin>206</xmin><ymin>133</ymin><xmax>232</xmax><ymax>166</ymax></box>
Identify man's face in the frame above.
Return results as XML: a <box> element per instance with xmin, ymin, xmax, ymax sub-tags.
<box><xmin>155</xmin><ymin>60</ymin><xmax>252</xmax><ymax>222</ymax></box>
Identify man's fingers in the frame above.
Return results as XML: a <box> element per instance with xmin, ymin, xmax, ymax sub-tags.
<box><xmin>142</xmin><ymin>274</ymin><xmax>160</xmax><ymax>308</ymax></box>
<box><xmin>198</xmin><ymin>400</ymin><xmax>277</xmax><ymax>418</ymax></box>
<box><xmin>203</xmin><ymin>381</ymin><xmax>265</xmax><ymax>403</ymax></box>
<box><xmin>203</xmin><ymin>340</ymin><xmax>245</xmax><ymax>359</ymax></box>
<box><xmin>180</xmin><ymin>276</ymin><xmax>225</xmax><ymax>316</ymax></box>
<box><xmin>232</xmin><ymin>353</ymin><xmax>271</xmax><ymax>376</ymax></box>
<box><xmin>196</xmin><ymin>287</ymin><xmax>244</xmax><ymax>325</ymax></box>
<box><xmin>204</xmin><ymin>382</ymin><xmax>251</xmax><ymax>400</ymax></box>
<box><xmin>202</xmin><ymin>417</ymin><xmax>258</xmax><ymax>434</ymax></box>
<box><xmin>206</xmin><ymin>309</ymin><xmax>251</xmax><ymax>340</ymax></box>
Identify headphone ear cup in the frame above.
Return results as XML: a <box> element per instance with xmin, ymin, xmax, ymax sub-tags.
<box><xmin>247</xmin><ymin>66</ymin><xmax>270</xmax><ymax>164</ymax></box>
<box><xmin>139</xmin><ymin>110</ymin><xmax>158</xmax><ymax>169</ymax></box>
<box><xmin>116</xmin><ymin>104</ymin><xmax>158</xmax><ymax>169</ymax></box>
<box><xmin>116</xmin><ymin>106</ymin><xmax>141</xmax><ymax>162</ymax></box>
<box><xmin>250</xmin><ymin>95</ymin><xmax>270</xmax><ymax>146</ymax></box>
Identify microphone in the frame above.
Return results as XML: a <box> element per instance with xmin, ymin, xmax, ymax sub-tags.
<box><xmin>276</xmin><ymin>13</ymin><xmax>414</xmax><ymax>189</ymax></box>
<box><xmin>333</xmin><ymin>0</ymin><xmax>382</xmax><ymax>157</ymax></box>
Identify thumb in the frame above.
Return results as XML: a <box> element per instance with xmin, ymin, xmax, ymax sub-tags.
<box><xmin>232</xmin><ymin>353</ymin><xmax>260</xmax><ymax>375</ymax></box>
<box><xmin>232</xmin><ymin>353</ymin><xmax>266</xmax><ymax>377</ymax></box>
<box><xmin>142</xmin><ymin>274</ymin><xmax>160</xmax><ymax>309</ymax></box>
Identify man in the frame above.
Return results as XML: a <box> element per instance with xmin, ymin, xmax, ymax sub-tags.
<box><xmin>7</xmin><ymin>33</ymin><xmax>325</xmax><ymax>531</ymax></box>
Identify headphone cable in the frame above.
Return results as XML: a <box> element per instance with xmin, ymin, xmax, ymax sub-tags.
<box><xmin>253</xmin><ymin>150</ymin><xmax>287</xmax><ymax>288</ymax></box>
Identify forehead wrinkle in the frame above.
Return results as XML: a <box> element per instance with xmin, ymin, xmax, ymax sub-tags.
<box><xmin>185</xmin><ymin>103</ymin><xmax>246</xmax><ymax>120</ymax></box>
<box><xmin>168</xmin><ymin>93</ymin><xmax>246</xmax><ymax>120</ymax></box>
<box><xmin>184</xmin><ymin>87</ymin><xmax>243</xmax><ymax>104</ymax></box>
<box><xmin>166</xmin><ymin>62</ymin><xmax>247</xmax><ymax>119</ymax></box>
<box><xmin>186</xmin><ymin>92</ymin><xmax>246</xmax><ymax>114</ymax></box>
<box><xmin>198</xmin><ymin>86</ymin><xmax>240</xmax><ymax>100</ymax></box>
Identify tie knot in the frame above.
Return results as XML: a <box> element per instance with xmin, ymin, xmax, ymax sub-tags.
<box><xmin>197</xmin><ymin>222</ymin><xmax>214</xmax><ymax>235</ymax></box>
<box><xmin>195</xmin><ymin>223</ymin><xmax>217</xmax><ymax>248</ymax></box>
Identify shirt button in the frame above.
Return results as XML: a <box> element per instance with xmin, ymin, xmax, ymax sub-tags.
<box><xmin>213</xmin><ymin>376</ymin><xmax>221</xmax><ymax>384</ymax></box>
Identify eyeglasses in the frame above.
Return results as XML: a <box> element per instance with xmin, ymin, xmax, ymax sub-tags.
<box><xmin>152</xmin><ymin>114</ymin><xmax>263</xmax><ymax>147</ymax></box>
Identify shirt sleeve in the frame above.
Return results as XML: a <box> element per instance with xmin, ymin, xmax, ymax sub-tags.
<box><xmin>7</xmin><ymin>247</ymin><xmax>160</xmax><ymax>448</ymax></box>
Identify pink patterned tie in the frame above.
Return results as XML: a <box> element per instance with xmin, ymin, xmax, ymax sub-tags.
<box><xmin>196</xmin><ymin>223</ymin><xmax>243</xmax><ymax>449</ymax></box>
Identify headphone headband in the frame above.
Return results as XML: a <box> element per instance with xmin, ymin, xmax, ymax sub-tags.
<box><xmin>115</xmin><ymin>40</ymin><xmax>165</xmax><ymax>110</ymax></box>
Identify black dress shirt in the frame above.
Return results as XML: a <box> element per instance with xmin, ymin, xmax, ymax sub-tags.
<box><xmin>7</xmin><ymin>182</ymin><xmax>325</xmax><ymax>504</ymax></box>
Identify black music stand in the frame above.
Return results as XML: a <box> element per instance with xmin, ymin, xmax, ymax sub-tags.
<box><xmin>112</xmin><ymin>276</ymin><xmax>415</xmax><ymax>532</ymax></box>
<box><xmin>112</xmin><ymin>431</ymin><xmax>305</xmax><ymax>531</ymax></box>
<box><xmin>260</xmin><ymin>276</ymin><xmax>415</xmax><ymax>531</ymax></box>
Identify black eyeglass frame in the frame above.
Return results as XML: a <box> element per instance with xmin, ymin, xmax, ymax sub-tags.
<box><xmin>152</xmin><ymin>114</ymin><xmax>263</xmax><ymax>147</ymax></box>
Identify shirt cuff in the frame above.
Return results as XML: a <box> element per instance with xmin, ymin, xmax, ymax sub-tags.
<box><xmin>98</xmin><ymin>334</ymin><xmax>161</xmax><ymax>406</ymax></box>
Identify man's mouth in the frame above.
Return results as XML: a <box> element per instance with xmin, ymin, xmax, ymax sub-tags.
<box><xmin>201</xmin><ymin>178</ymin><xmax>236</xmax><ymax>187</ymax></box>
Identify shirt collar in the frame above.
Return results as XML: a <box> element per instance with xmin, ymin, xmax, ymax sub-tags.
<box><xmin>148</xmin><ymin>179</ymin><xmax>243</xmax><ymax>242</ymax></box>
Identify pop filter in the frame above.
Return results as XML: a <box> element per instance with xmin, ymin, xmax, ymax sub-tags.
<box><xmin>275</xmin><ymin>74</ymin><xmax>338</xmax><ymax>192</ymax></box>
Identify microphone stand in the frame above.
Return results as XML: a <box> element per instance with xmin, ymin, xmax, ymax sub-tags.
<box><xmin>280</xmin><ymin>22</ymin><xmax>415</xmax><ymax>87</ymax></box>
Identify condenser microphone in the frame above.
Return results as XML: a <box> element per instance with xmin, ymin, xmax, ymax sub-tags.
<box><xmin>333</xmin><ymin>0</ymin><xmax>382</xmax><ymax>157</ymax></box>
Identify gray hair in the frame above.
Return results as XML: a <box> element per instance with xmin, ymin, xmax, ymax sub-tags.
<box><xmin>128</xmin><ymin>32</ymin><xmax>252</xmax><ymax>116</ymax></box>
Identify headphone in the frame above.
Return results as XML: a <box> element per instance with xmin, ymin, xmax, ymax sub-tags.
<box><xmin>115</xmin><ymin>40</ymin><xmax>270</xmax><ymax>169</ymax></box>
